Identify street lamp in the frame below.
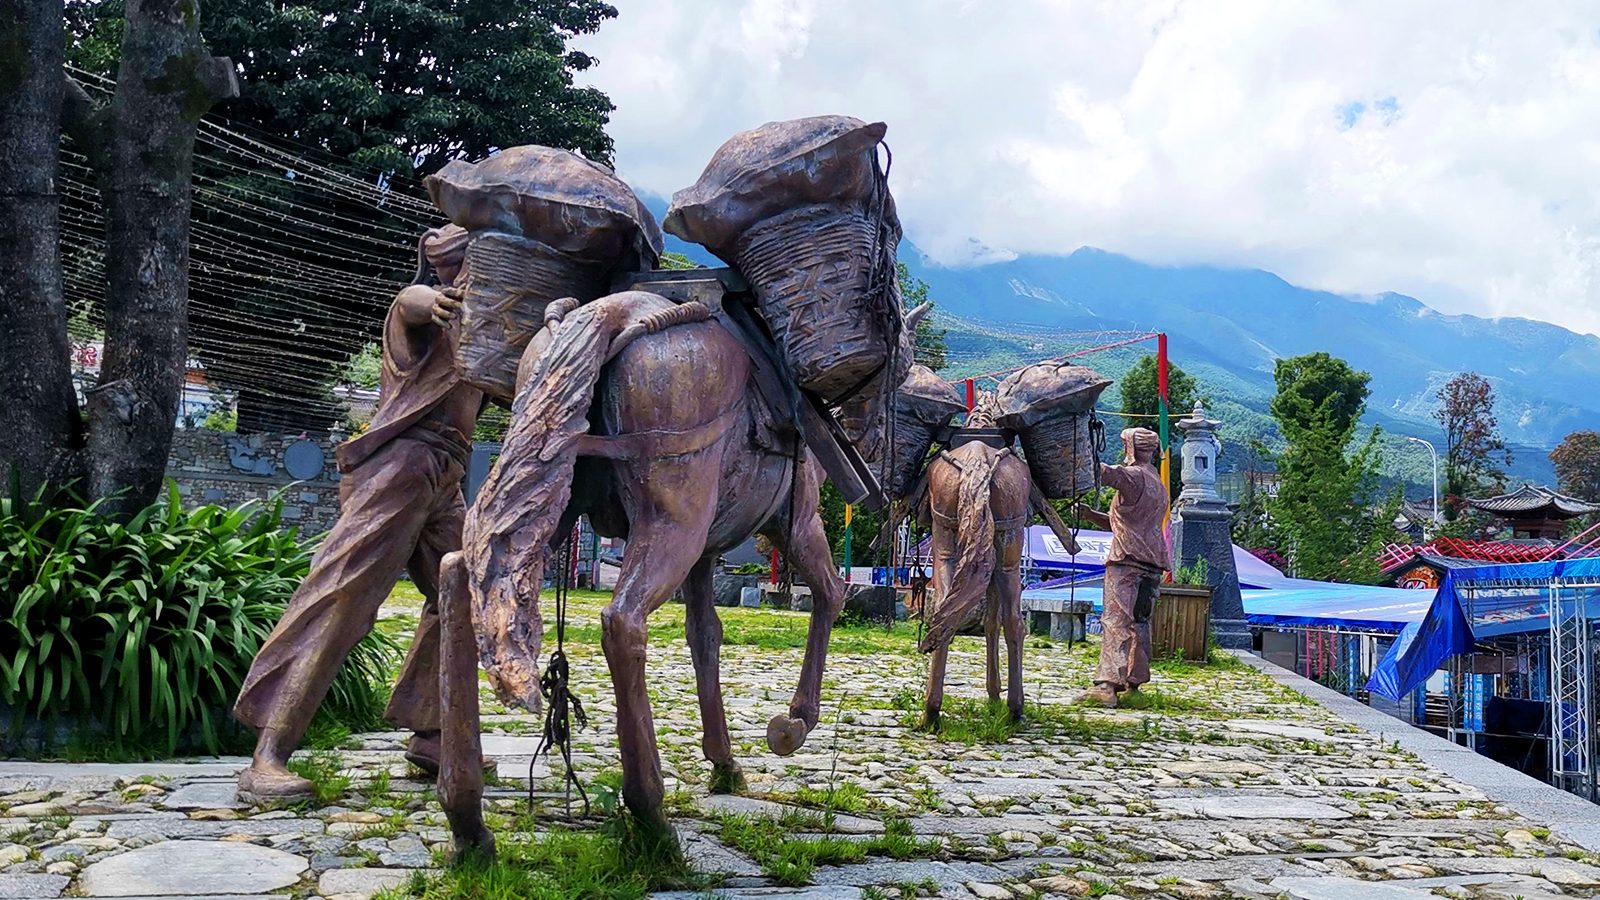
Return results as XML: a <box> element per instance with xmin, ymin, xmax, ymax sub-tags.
<box><xmin>1407</xmin><ymin>436</ymin><xmax>1442</xmax><ymax>531</ymax></box>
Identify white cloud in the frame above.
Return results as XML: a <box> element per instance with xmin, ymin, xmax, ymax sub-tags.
<box><xmin>576</xmin><ymin>0</ymin><xmax>1600</xmax><ymax>335</ymax></box>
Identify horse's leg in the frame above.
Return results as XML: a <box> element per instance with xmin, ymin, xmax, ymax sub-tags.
<box><xmin>436</xmin><ymin>550</ymin><xmax>495</xmax><ymax>863</ymax></box>
<box><xmin>999</xmin><ymin>564</ymin><xmax>1026</xmax><ymax>721</ymax></box>
<box><xmin>996</xmin><ymin>523</ymin><xmax>1026</xmax><ymax>721</ymax></box>
<box><xmin>683</xmin><ymin>554</ymin><xmax>743</xmax><ymax>793</ymax></box>
<box><xmin>984</xmin><ymin>587</ymin><xmax>1002</xmax><ymax>704</ymax></box>
<box><xmin>922</xmin><ymin>640</ymin><xmax>950</xmax><ymax>730</ymax></box>
<box><xmin>603</xmin><ymin>456</ymin><xmax>719</xmax><ymax>839</ymax></box>
<box><xmin>763</xmin><ymin>461</ymin><xmax>845</xmax><ymax>756</ymax></box>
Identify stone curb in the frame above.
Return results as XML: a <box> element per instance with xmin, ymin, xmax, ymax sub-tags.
<box><xmin>1232</xmin><ymin>649</ymin><xmax>1600</xmax><ymax>851</ymax></box>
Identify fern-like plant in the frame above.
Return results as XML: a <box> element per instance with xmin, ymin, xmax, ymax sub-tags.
<box><xmin>0</xmin><ymin>479</ymin><xmax>398</xmax><ymax>756</ymax></box>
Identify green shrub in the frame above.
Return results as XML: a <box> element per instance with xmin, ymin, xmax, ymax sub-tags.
<box><xmin>0</xmin><ymin>480</ymin><xmax>399</xmax><ymax>757</ymax></box>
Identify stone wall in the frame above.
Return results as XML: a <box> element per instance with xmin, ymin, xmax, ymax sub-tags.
<box><xmin>166</xmin><ymin>429</ymin><xmax>344</xmax><ymax>534</ymax></box>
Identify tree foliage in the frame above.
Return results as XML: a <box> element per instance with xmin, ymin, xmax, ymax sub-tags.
<box><xmin>1266</xmin><ymin>352</ymin><xmax>1389</xmax><ymax>582</ymax></box>
<box><xmin>1119</xmin><ymin>354</ymin><xmax>1197</xmax><ymax>437</ymax></box>
<box><xmin>65</xmin><ymin>0</ymin><xmax>619</xmax><ymax>174</ymax></box>
<box><xmin>1434</xmin><ymin>372</ymin><xmax>1510</xmax><ymax>506</ymax></box>
<box><xmin>1552</xmin><ymin>431</ymin><xmax>1600</xmax><ymax>502</ymax></box>
<box><xmin>61</xmin><ymin>0</ymin><xmax>622</xmax><ymax>436</ymax></box>
<box><xmin>898</xmin><ymin>263</ymin><xmax>947</xmax><ymax>372</ymax></box>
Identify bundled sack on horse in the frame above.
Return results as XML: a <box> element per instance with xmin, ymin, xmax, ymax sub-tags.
<box><xmin>426</xmin><ymin>146</ymin><xmax>662</xmax><ymax>401</ymax></box>
<box><xmin>876</xmin><ymin>364</ymin><xmax>966</xmax><ymax>499</ymax></box>
<box><xmin>993</xmin><ymin>363</ymin><xmax>1113</xmax><ymax>499</ymax></box>
<box><xmin>664</xmin><ymin>116</ymin><xmax>910</xmax><ymax>404</ymax></box>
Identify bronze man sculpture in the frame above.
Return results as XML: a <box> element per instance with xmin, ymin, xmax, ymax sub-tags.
<box><xmin>233</xmin><ymin>225</ymin><xmax>481</xmax><ymax>800</ymax></box>
<box><xmin>1075</xmin><ymin>427</ymin><xmax>1170</xmax><ymax>709</ymax></box>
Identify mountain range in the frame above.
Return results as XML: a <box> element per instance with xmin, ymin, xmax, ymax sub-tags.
<box><xmin>643</xmin><ymin>193</ymin><xmax>1588</xmax><ymax>490</ymax></box>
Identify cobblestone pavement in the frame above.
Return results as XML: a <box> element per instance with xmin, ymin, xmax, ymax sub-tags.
<box><xmin>3</xmin><ymin>595</ymin><xmax>1598</xmax><ymax>900</ymax></box>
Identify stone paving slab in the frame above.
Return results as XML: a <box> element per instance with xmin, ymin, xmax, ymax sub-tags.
<box><xmin>158</xmin><ymin>784</ymin><xmax>243</xmax><ymax>812</ymax></box>
<box><xmin>0</xmin><ymin>873</ymin><xmax>69</xmax><ymax>899</ymax></box>
<box><xmin>77</xmin><ymin>840</ymin><xmax>308</xmax><ymax>896</ymax></box>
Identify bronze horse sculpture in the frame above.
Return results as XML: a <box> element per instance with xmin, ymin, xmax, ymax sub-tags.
<box><xmin>911</xmin><ymin>396</ymin><xmax>1039</xmax><ymax>727</ymax></box>
<box><xmin>432</xmin><ymin>122</ymin><xmax>924</xmax><ymax>857</ymax></box>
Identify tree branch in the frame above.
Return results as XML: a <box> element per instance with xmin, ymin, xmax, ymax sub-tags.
<box><xmin>199</xmin><ymin>55</ymin><xmax>240</xmax><ymax>103</ymax></box>
<box><xmin>60</xmin><ymin>70</ymin><xmax>111</xmax><ymax>175</ymax></box>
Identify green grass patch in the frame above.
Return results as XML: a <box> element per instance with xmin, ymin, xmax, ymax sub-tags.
<box><xmin>1113</xmin><ymin>689</ymin><xmax>1201</xmax><ymax>712</ymax></box>
<box><xmin>792</xmin><ymin>782</ymin><xmax>869</xmax><ymax>813</ymax></box>
<box><xmin>287</xmin><ymin>749</ymin><xmax>350</xmax><ymax>805</ymax></box>
<box><xmin>379</xmin><ymin>817</ymin><xmax>704</xmax><ymax>900</ymax></box>
<box><xmin>892</xmin><ymin>691</ymin><xmax>1151</xmax><ymax>745</ymax></box>
<box><xmin>715</xmin><ymin>813</ymin><xmax>941</xmax><ymax>886</ymax></box>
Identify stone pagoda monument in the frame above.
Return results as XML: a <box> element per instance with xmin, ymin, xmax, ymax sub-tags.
<box><xmin>1168</xmin><ymin>400</ymin><xmax>1250</xmax><ymax>650</ymax></box>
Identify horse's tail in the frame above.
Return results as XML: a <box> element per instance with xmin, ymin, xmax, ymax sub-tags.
<box><xmin>462</xmin><ymin>292</ymin><xmax>709</xmax><ymax>711</ymax></box>
<box><xmin>919</xmin><ymin>450</ymin><xmax>1001</xmax><ymax>653</ymax></box>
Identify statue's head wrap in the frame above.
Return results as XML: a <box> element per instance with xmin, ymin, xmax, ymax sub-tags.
<box><xmin>415</xmin><ymin>224</ymin><xmax>470</xmax><ymax>285</ymax></box>
<box><xmin>1122</xmin><ymin>427</ymin><xmax>1162</xmax><ymax>465</ymax></box>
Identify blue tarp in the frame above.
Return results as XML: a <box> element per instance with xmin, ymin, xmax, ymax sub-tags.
<box><xmin>1021</xmin><ymin>578</ymin><xmax>1430</xmax><ymax>629</ymax></box>
<box><xmin>1365</xmin><ymin>558</ymin><xmax>1600</xmax><ymax>701</ymax></box>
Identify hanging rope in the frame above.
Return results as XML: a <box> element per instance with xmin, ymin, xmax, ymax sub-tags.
<box><xmin>530</xmin><ymin>524</ymin><xmax>589</xmax><ymax>818</ymax></box>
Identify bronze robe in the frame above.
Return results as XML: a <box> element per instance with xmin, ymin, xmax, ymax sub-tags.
<box><xmin>234</xmin><ymin>296</ymin><xmax>482</xmax><ymax>739</ymax></box>
<box><xmin>1095</xmin><ymin>461</ymin><xmax>1169</xmax><ymax>690</ymax></box>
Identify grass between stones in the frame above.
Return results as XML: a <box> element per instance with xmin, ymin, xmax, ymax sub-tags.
<box><xmin>286</xmin><ymin>748</ymin><xmax>351</xmax><ymax>805</ymax></box>
<box><xmin>890</xmin><ymin>691</ymin><xmax>1156</xmax><ymax>744</ymax></box>
<box><xmin>377</xmin><ymin>817</ymin><xmax>709</xmax><ymax>900</ymax></box>
<box><xmin>714</xmin><ymin>812</ymin><xmax>943</xmax><ymax>886</ymax></box>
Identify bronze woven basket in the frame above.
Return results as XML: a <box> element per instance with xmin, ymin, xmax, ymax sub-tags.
<box><xmin>455</xmin><ymin>231</ymin><xmax>608</xmax><ymax>401</ymax></box>
<box><xmin>1016</xmin><ymin>410</ymin><xmax>1098</xmax><ymax>500</ymax></box>
<box><xmin>734</xmin><ymin>204</ymin><xmax>894</xmax><ymax>403</ymax></box>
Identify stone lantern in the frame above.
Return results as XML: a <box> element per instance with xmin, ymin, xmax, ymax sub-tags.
<box><xmin>1170</xmin><ymin>400</ymin><xmax>1250</xmax><ymax>650</ymax></box>
<box><xmin>1176</xmin><ymin>401</ymin><xmax>1223</xmax><ymax>505</ymax></box>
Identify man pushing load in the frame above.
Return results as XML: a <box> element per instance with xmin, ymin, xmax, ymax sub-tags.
<box><xmin>1075</xmin><ymin>427</ymin><xmax>1171</xmax><ymax>709</ymax></box>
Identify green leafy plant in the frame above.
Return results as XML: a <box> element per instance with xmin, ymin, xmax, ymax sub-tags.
<box><xmin>0</xmin><ymin>479</ymin><xmax>398</xmax><ymax>756</ymax></box>
<box><xmin>1171</xmin><ymin>557</ymin><xmax>1209</xmax><ymax>586</ymax></box>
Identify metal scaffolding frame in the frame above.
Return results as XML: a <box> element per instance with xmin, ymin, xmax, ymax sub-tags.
<box><xmin>1452</xmin><ymin>575</ymin><xmax>1600</xmax><ymax>801</ymax></box>
<box><xmin>1548</xmin><ymin>582</ymin><xmax>1596</xmax><ymax>799</ymax></box>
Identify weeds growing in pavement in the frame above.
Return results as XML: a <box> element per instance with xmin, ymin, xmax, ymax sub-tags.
<box><xmin>375</xmin><ymin>814</ymin><xmax>706</xmax><ymax>900</ymax></box>
<box><xmin>714</xmin><ymin>813</ymin><xmax>942</xmax><ymax>886</ymax></box>
<box><xmin>287</xmin><ymin>749</ymin><xmax>350</xmax><ymax>805</ymax></box>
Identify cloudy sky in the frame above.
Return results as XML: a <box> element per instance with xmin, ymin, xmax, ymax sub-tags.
<box><xmin>574</xmin><ymin>0</ymin><xmax>1600</xmax><ymax>336</ymax></box>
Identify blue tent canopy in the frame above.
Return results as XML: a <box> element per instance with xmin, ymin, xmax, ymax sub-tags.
<box><xmin>1365</xmin><ymin>558</ymin><xmax>1600</xmax><ymax>701</ymax></box>
<box><xmin>1021</xmin><ymin>578</ymin><xmax>1430</xmax><ymax>630</ymax></box>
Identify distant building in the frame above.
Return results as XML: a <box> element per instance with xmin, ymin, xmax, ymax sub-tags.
<box><xmin>1465</xmin><ymin>484</ymin><xmax>1600</xmax><ymax>539</ymax></box>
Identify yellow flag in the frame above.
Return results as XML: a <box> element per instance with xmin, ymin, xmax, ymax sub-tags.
<box><xmin>843</xmin><ymin>503</ymin><xmax>854</xmax><ymax>529</ymax></box>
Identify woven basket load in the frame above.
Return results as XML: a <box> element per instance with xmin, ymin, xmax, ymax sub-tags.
<box><xmin>455</xmin><ymin>232</ymin><xmax>610</xmax><ymax>401</ymax></box>
<box><xmin>884</xmin><ymin>365</ymin><xmax>966</xmax><ymax>497</ymax></box>
<box><xmin>425</xmin><ymin>145</ymin><xmax>661</xmax><ymax>400</ymax></box>
<box><xmin>994</xmin><ymin>363</ymin><xmax>1113</xmax><ymax>499</ymax></box>
<box><xmin>664</xmin><ymin>116</ymin><xmax>903</xmax><ymax>403</ymax></box>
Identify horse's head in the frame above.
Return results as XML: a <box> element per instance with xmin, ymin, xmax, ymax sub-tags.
<box><xmin>836</xmin><ymin>299</ymin><xmax>933</xmax><ymax>462</ymax></box>
<box><xmin>665</xmin><ymin>116</ymin><xmax>913</xmax><ymax>405</ymax></box>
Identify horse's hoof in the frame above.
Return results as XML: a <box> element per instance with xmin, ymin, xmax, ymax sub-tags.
<box><xmin>447</xmin><ymin>828</ymin><xmax>497</xmax><ymax>866</ymax></box>
<box><xmin>709</xmin><ymin>760</ymin><xmax>747</xmax><ymax>795</ymax></box>
<box><xmin>766</xmin><ymin>714</ymin><xmax>809</xmax><ymax>756</ymax></box>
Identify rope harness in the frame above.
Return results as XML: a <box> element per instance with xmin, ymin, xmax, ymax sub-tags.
<box><xmin>529</xmin><ymin>524</ymin><xmax>589</xmax><ymax>818</ymax></box>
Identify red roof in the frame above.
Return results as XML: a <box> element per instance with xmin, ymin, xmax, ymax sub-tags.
<box><xmin>1376</xmin><ymin>536</ymin><xmax>1564</xmax><ymax>570</ymax></box>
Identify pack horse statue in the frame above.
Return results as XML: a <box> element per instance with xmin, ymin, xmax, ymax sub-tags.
<box><xmin>872</xmin><ymin>365</ymin><xmax>1111</xmax><ymax>729</ymax></box>
<box><xmin>418</xmin><ymin>117</ymin><xmax>926</xmax><ymax>856</ymax></box>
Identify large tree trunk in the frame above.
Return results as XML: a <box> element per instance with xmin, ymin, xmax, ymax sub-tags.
<box><xmin>0</xmin><ymin>0</ymin><xmax>87</xmax><ymax>498</ymax></box>
<box><xmin>85</xmin><ymin>0</ymin><xmax>235</xmax><ymax>515</ymax></box>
